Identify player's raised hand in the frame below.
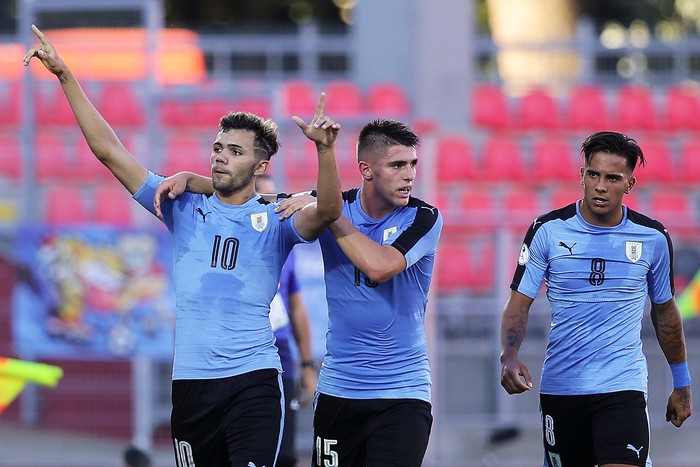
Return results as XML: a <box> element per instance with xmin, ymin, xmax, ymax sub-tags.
<box><xmin>23</xmin><ymin>25</ymin><xmax>69</xmax><ymax>79</ymax></box>
<box><xmin>292</xmin><ymin>92</ymin><xmax>340</xmax><ymax>148</ymax></box>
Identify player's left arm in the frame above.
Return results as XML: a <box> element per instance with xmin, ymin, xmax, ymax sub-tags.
<box><xmin>329</xmin><ymin>215</ymin><xmax>407</xmax><ymax>283</ymax></box>
<box><xmin>650</xmin><ymin>298</ymin><xmax>693</xmax><ymax>427</ymax></box>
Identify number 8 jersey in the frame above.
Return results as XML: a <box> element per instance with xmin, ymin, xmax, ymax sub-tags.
<box><xmin>511</xmin><ymin>201</ymin><xmax>675</xmax><ymax>396</ymax></box>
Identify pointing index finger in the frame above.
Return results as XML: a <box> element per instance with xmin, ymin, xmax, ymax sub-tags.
<box><xmin>31</xmin><ymin>24</ymin><xmax>49</xmax><ymax>45</ymax></box>
<box><xmin>314</xmin><ymin>91</ymin><xmax>326</xmax><ymax>119</ymax></box>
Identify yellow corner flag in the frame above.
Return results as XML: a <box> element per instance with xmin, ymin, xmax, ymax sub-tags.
<box><xmin>677</xmin><ymin>269</ymin><xmax>700</xmax><ymax>320</ymax></box>
<box><xmin>0</xmin><ymin>357</ymin><xmax>63</xmax><ymax>414</ymax></box>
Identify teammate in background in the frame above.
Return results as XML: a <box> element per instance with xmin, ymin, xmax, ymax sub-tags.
<box><xmin>256</xmin><ymin>174</ymin><xmax>317</xmax><ymax>467</ymax></box>
<box><xmin>156</xmin><ymin>119</ymin><xmax>443</xmax><ymax>467</ymax></box>
<box><xmin>499</xmin><ymin>131</ymin><xmax>692</xmax><ymax>467</ymax></box>
<box><xmin>24</xmin><ymin>24</ymin><xmax>342</xmax><ymax>467</ymax></box>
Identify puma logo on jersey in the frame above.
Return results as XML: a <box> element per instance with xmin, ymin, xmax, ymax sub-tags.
<box><xmin>247</xmin><ymin>463</ymin><xmax>266</xmax><ymax>467</ymax></box>
<box><xmin>626</xmin><ymin>444</ymin><xmax>643</xmax><ymax>458</ymax></box>
<box><xmin>420</xmin><ymin>205</ymin><xmax>436</xmax><ymax>214</ymax></box>
<box><xmin>196</xmin><ymin>207</ymin><xmax>210</xmax><ymax>222</ymax></box>
<box><xmin>558</xmin><ymin>241</ymin><xmax>576</xmax><ymax>255</ymax></box>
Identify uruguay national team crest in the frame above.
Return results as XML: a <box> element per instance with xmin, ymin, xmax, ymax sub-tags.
<box><xmin>383</xmin><ymin>226</ymin><xmax>398</xmax><ymax>242</ymax></box>
<box><xmin>625</xmin><ymin>241</ymin><xmax>643</xmax><ymax>263</ymax></box>
<box><xmin>250</xmin><ymin>212</ymin><xmax>268</xmax><ymax>232</ymax></box>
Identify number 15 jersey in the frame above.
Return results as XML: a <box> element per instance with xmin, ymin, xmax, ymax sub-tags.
<box><xmin>511</xmin><ymin>201</ymin><xmax>675</xmax><ymax>396</ymax></box>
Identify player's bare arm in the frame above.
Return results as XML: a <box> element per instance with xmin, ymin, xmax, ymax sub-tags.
<box><xmin>23</xmin><ymin>24</ymin><xmax>147</xmax><ymax>194</ymax></box>
<box><xmin>154</xmin><ymin>172</ymin><xmax>214</xmax><ymax>220</ymax></box>
<box><xmin>499</xmin><ymin>290</ymin><xmax>534</xmax><ymax>394</ymax></box>
<box><xmin>651</xmin><ymin>299</ymin><xmax>693</xmax><ymax>427</ymax></box>
<box><xmin>291</xmin><ymin>92</ymin><xmax>342</xmax><ymax>240</ymax></box>
<box><xmin>329</xmin><ymin>215</ymin><xmax>406</xmax><ymax>283</ymax></box>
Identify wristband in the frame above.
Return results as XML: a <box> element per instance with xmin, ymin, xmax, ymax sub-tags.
<box><xmin>670</xmin><ymin>362</ymin><xmax>691</xmax><ymax>389</ymax></box>
<box><xmin>301</xmin><ymin>360</ymin><xmax>315</xmax><ymax>369</ymax></box>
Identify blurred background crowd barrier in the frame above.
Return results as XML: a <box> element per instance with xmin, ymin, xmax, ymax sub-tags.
<box><xmin>1</xmin><ymin>0</ymin><xmax>700</xmax><ymax>465</ymax></box>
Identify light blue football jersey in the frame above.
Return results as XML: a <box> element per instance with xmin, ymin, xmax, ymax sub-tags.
<box><xmin>316</xmin><ymin>189</ymin><xmax>443</xmax><ymax>403</ymax></box>
<box><xmin>134</xmin><ymin>172</ymin><xmax>309</xmax><ymax>380</ymax></box>
<box><xmin>512</xmin><ymin>201</ymin><xmax>675</xmax><ymax>395</ymax></box>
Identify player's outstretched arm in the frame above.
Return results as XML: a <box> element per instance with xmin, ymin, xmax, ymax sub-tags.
<box><xmin>23</xmin><ymin>25</ymin><xmax>147</xmax><ymax>194</ymax></box>
<box><xmin>499</xmin><ymin>290</ymin><xmax>534</xmax><ymax>394</ymax></box>
<box><xmin>291</xmin><ymin>92</ymin><xmax>342</xmax><ymax>241</ymax></box>
<box><xmin>651</xmin><ymin>299</ymin><xmax>693</xmax><ymax>427</ymax></box>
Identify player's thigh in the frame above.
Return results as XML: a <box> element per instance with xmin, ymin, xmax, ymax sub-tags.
<box><xmin>312</xmin><ymin>393</ymin><xmax>367</xmax><ymax>467</ymax></box>
<box><xmin>540</xmin><ymin>394</ymin><xmax>595</xmax><ymax>467</ymax></box>
<box><xmin>365</xmin><ymin>399</ymin><xmax>433</xmax><ymax>467</ymax></box>
<box><xmin>223</xmin><ymin>369</ymin><xmax>284</xmax><ymax>467</ymax></box>
<box><xmin>170</xmin><ymin>378</ymin><xmax>229</xmax><ymax>467</ymax></box>
<box><xmin>592</xmin><ymin>391</ymin><xmax>650</xmax><ymax>467</ymax></box>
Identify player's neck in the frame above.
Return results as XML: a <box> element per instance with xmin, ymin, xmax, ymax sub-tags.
<box><xmin>215</xmin><ymin>188</ymin><xmax>258</xmax><ymax>206</ymax></box>
<box><xmin>359</xmin><ymin>186</ymin><xmax>396</xmax><ymax>220</ymax></box>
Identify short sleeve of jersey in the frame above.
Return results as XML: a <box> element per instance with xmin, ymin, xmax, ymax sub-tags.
<box><xmin>646</xmin><ymin>223</ymin><xmax>675</xmax><ymax>304</ymax></box>
<box><xmin>388</xmin><ymin>201</ymin><xmax>443</xmax><ymax>269</ymax></box>
<box><xmin>511</xmin><ymin>222</ymin><xmax>550</xmax><ymax>299</ymax></box>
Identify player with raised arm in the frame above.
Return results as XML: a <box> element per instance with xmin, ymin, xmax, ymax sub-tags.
<box><xmin>24</xmin><ymin>24</ymin><xmax>342</xmax><ymax>467</ymax></box>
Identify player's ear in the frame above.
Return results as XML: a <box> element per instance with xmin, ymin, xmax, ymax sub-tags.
<box><xmin>625</xmin><ymin>176</ymin><xmax>636</xmax><ymax>194</ymax></box>
<box><xmin>359</xmin><ymin>160</ymin><xmax>372</xmax><ymax>181</ymax></box>
<box><xmin>254</xmin><ymin>160</ymin><xmax>269</xmax><ymax>176</ymax></box>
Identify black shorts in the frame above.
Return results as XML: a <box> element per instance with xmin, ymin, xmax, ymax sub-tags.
<box><xmin>171</xmin><ymin>368</ymin><xmax>283</xmax><ymax>467</ymax></box>
<box><xmin>540</xmin><ymin>390</ymin><xmax>650</xmax><ymax>467</ymax></box>
<box><xmin>312</xmin><ymin>393</ymin><xmax>433</xmax><ymax>467</ymax></box>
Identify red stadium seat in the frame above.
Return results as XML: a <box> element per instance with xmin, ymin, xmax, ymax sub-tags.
<box><xmin>34</xmin><ymin>83</ymin><xmax>77</xmax><ymax>127</ymax></box>
<box><xmin>44</xmin><ymin>186</ymin><xmax>90</xmax><ymax>224</ymax></box>
<box><xmin>35</xmin><ymin>133</ymin><xmax>74</xmax><ymax>181</ymax></box>
<box><xmin>517</xmin><ymin>88</ymin><xmax>560</xmax><ymax>130</ymax></box>
<box><xmin>160</xmin><ymin>133</ymin><xmax>212</xmax><ymax>177</ymax></box>
<box><xmin>233</xmin><ymin>97</ymin><xmax>272</xmax><ymax>119</ymax></box>
<box><xmin>457</xmin><ymin>189</ymin><xmax>497</xmax><ymax>231</ymax></box>
<box><xmin>470</xmin><ymin>83</ymin><xmax>511</xmax><ymax>129</ymax></box>
<box><xmin>634</xmin><ymin>140</ymin><xmax>674</xmax><ymax>183</ymax></box>
<box><xmin>435</xmin><ymin>239</ymin><xmax>471</xmax><ymax>293</ymax></box>
<box><xmin>97</xmin><ymin>82</ymin><xmax>145</xmax><ymax>127</ymax></box>
<box><xmin>93</xmin><ymin>184</ymin><xmax>134</xmax><ymax>225</ymax></box>
<box><xmin>191</xmin><ymin>98</ymin><xmax>234</xmax><ymax>127</ymax></box>
<box><xmin>503</xmin><ymin>187</ymin><xmax>542</xmax><ymax>230</ymax></box>
<box><xmin>616</xmin><ymin>85</ymin><xmax>658</xmax><ymax>131</ymax></box>
<box><xmin>0</xmin><ymin>81</ymin><xmax>21</xmax><ymax>127</ymax></box>
<box><xmin>279</xmin><ymin>80</ymin><xmax>317</xmax><ymax>116</ymax></box>
<box><xmin>549</xmin><ymin>186</ymin><xmax>582</xmax><ymax>210</ymax></box>
<box><xmin>324</xmin><ymin>80</ymin><xmax>363</xmax><ymax>119</ymax></box>
<box><xmin>567</xmin><ymin>84</ymin><xmax>610</xmax><ymax>131</ymax></box>
<box><xmin>366</xmin><ymin>82</ymin><xmax>410</xmax><ymax>117</ymax></box>
<box><xmin>280</xmin><ymin>132</ymin><xmax>319</xmax><ymax>193</ymax></box>
<box><xmin>0</xmin><ymin>134</ymin><xmax>22</xmax><ymax>180</ymax></box>
<box><xmin>664</xmin><ymin>84</ymin><xmax>700</xmax><ymax>131</ymax></box>
<box><xmin>648</xmin><ymin>190</ymin><xmax>693</xmax><ymax>230</ymax></box>
<box><xmin>436</xmin><ymin>134</ymin><xmax>477</xmax><ymax>182</ymax></box>
<box><xmin>530</xmin><ymin>137</ymin><xmax>579</xmax><ymax>184</ymax></box>
<box><xmin>678</xmin><ymin>140</ymin><xmax>700</xmax><ymax>184</ymax></box>
<box><xmin>159</xmin><ymin>98</ymin><xmax>191</xmax><ymax>128</ymax></box>
<box><xmin>481</xmin><ymin>136</ymin><xmax>525</xmax><ymax>182</ymax></box>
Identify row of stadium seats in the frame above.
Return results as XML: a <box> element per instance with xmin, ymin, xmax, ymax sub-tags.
<box><xmin>0</xmin><ymin>79</ymin><xmax>411</xmax><ymax>129</ymax></box>
<box><xmin>7</xmin><ymin>128</ymin><xmax>699</xmax><ymax>186</ymax></box>
<box><xmin>472</xmin><ymin>82</ymin><xmax>700</xmax><ymax>132</ymax></box>
<box><xmin>12</xmin><ymin>78</ymin><xmax>700</xmax><ymax>134</ymax></box>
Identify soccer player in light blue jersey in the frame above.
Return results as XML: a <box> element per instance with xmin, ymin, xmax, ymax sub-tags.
<box><xmin>156</xmin><ymin>119</ymin><xmax>443</xmax><ymax>467</ymax></box>
<box><xmin>25</xmin><ymin>25</ymin><xmax>342</xmax><ymax>467</ymax></box>
<box><xmin>499</xmin><ymin>131</ymin><xmax>692</xmax><ymax>467</ymax></box>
